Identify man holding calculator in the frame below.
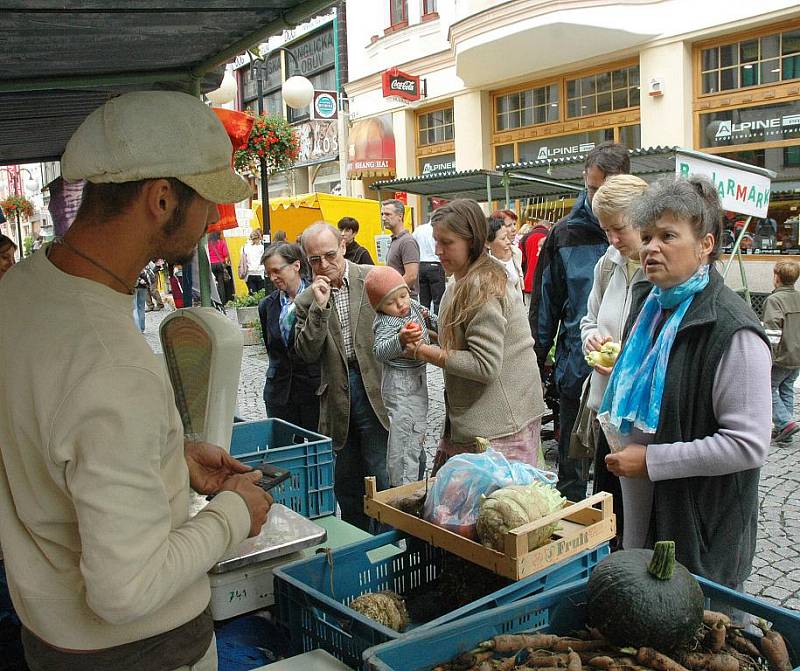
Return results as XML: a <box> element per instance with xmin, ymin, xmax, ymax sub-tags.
<box><xmin>0</xmin><ymin>92</ymin><xmax>271</xmax><ymax>670</ymax></box>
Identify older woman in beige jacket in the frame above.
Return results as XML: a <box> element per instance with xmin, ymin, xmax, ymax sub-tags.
<box><xmin>407</xmin><ymin>199</ymin><xmax>547</xmax><ymax>472</ymax></box>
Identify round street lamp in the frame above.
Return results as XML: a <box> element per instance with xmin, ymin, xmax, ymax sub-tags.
<box><xmin>247</xmin><ymin>46</ymin><xmax>314</xmax><ymax>238</ymax></box>
<box><xmin>207</xmin><ymin>69</ymin><xmax>238</xmax><ymax>106</ymax></box>
<box><xmin>282</xmin><ymin>75</ymin><xmax>314</xmax><ymax>109</ymax></box>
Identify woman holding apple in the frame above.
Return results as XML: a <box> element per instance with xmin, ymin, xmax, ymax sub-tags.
<box><xmin>408</xmin><ymin>199</ymin><xmax>547</xmax><ymax>472</ymax></box>
<box><xmin>599</xmin><ymin>175</ymin><xmax>770</xmax><ymax>588</ymax></box>
<box><xmin>578</xmin><ymin>174</ymin><xmax>649</xmax><ymax>540</ymax></box>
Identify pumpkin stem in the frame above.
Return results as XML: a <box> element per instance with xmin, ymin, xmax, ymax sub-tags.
<box><xmin>647</xmin><ymin>540</ymin><xmax>675</xmax><ymax>580</ymax></box>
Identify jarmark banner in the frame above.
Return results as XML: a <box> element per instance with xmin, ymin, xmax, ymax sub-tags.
<box><xmin>676</xmin><ymin>152</ymin><xmax>771</xmax><ymax>218</ymax></box>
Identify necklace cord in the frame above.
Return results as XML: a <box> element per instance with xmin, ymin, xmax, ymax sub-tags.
<box><xmin>56</xmin><ymin>239</ymin><xmax>135</xmax><ymax>295</ymax></box>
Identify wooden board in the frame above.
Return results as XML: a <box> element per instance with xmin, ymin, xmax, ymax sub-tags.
<box><xmin>363</xmin><ymin>478</ymin><xmax>616</xmax><ymax>581</ymax></box>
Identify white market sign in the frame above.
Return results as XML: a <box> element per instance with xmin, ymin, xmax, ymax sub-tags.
<box><xmin>676</xmin><ymin>154</ymin><xmax>771</xmax><ymax>218</ymax></box>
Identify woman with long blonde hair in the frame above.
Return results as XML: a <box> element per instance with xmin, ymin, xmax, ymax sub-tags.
<box><xmin>408</xmin><ymin>199</ymin><xmax>547</xmax><ymax>472</ymax></box>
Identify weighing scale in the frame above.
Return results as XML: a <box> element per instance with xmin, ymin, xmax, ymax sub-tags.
<box><xmin>160</xmin><ymin>308</ymin><xmax>327</xmax><ymax>619</ymax></box>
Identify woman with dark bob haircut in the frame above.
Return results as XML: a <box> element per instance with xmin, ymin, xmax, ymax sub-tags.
<box><xmin>599</xmin><ymin>175</ymin><xmax>771</xmax><ymax>589</ymax></box>
<box><xmin>258</xmin><ymin>242</ymin><xmax>321</xmax><ymax>431</ymax></box>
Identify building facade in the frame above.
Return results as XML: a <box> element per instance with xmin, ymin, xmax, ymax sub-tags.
<box><xmin>344</xmin><ymin>0</ymin><xmax>800</xmax><ymax>289</ymax></box>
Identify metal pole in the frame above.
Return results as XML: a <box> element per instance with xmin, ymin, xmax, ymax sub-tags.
<box><xmin>251</xmin><ymin>58</ymin><xmax>272</xmax><ymax>239</ymax></box>
<box><xmin>15</xmin><ymin>212</ymin><xmax>22</xmax><ymax>260</ymax></box>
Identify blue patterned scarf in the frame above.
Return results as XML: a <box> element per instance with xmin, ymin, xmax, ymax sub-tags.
<box><xmin>278</xmin><ymin>279</ymin><xmax>306</xmax><ymax>345</ymax></box>
<box><xmin>598</xmin><ymin>264</ymin><xmax>710</xmax><ymax>438</ymax></box>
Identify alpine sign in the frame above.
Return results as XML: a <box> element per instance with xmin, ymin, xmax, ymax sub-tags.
<box><xmin>382</xmin><ymin>68</ymin><xmax>422</xmax><ymax>102</ymax></box>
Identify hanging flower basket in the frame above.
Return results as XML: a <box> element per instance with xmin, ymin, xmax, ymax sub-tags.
<box><xmin>0</xmin><ymin>195</ymin><xmax>34</xmax><ymax>221</ymax></box>
<box><xmin>234</xmin><ymin>114</ymin><xmax>300</xmax><ymax>177</ymax></box>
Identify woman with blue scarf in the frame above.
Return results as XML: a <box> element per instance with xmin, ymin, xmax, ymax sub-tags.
<box><xmin>258</xmin><ymin>242</ymin><xmax>321</xmax><ymax>431</ymax></box>
<box><xmin>599</xmin><ymin>176</ymin><xmax>771</xmax><ymax>589</ymax></box>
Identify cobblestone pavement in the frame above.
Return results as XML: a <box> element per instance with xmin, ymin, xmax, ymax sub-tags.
<box><xmin>143</xmin><ymin>305</ymin><xmax>799</xmax><ymax>611</ymax></box>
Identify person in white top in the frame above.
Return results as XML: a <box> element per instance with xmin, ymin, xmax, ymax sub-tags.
<box><xmin>413</xmin><ymin>218</ymin><xmax>446</xmax><ymax>313</ymax></box>
<box><xmin>0</xmin><ymin>91</ymin><xmax>271</xmax><ymax>670</ymax></box>
<box><xmin>241</xmin><ymin>229</ymin><xmax>266</xmax><ymax>295</ymax></box>
<box><xmin>492</xmin><ymin>208</ymin><xmax>524</xmax><ymax>275</ymax></box>
<box><xmin>487</xmin><ymin>214</ymin><xmax>523</xmax><ymax>301</ymax></box>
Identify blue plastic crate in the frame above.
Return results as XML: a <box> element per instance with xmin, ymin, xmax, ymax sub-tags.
<box><xmin>364</xmin><ymin>577</ymin><xmax>800</xmax><ymax>671</ymax></box>
<box><xmin>230</xmin><ymin>418</ymin><xmax>335</xmax><ymax>518</ymax></box>
<box><xmin>272</xmin><ymin>530</ymin><xmax>609</xmax><ymax>670</ymax></box>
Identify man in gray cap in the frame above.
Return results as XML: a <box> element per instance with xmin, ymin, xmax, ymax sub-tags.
<box><xmin>0</xmin><ymin>91</ymin><xmax>270</xmax><ymax>670</ymax></box>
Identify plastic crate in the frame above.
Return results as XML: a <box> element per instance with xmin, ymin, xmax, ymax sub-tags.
<box><xmin>364</xmin><ymin>577</ymin><xmax>800</xmax><ymax>671</ymax></box>
<box><xmin>272</xmin><ymin>530</ymin><xmax>609</xmax><ymax>670</ymax></box>
<box><xmin>230</xmin><ymin>418</ymin><xmax>335</xmax><ymax>518</ymax></box>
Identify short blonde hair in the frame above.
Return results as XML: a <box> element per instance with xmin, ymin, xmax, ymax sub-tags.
<box><xmin>592</xmin><ymin>174</ymin><xmax>648</xmax><ymax>222</ymax></box>
<box><xmin>774</xmin><ymin>261</ymin><xmax>800</xmax><ymax>286</ymax></box>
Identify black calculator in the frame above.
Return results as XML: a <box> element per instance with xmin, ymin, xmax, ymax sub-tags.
<box><xmin>253</xmin><ymin>463</ymin><xmax>291</xmax><ymax>492</ymax></box>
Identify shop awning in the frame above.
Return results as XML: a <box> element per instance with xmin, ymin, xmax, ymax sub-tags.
<box><xmin>0</xmin><ymin>0</ymin><xmax>336</xmax><ymax>166</ymax></box>
<box><xmin>772</xmin><ymin>181</ymin><xmax>800</xmax><ymax>195</ymax></box>
<box><xmin>371</xmin><ymin>168</ymin><xmax>582</xmax><ymax>203</ymax></box>
<box><xmin>498</xmin><ymin>146</ymin><xmax>777</xmax><ymax>184</ymax></box>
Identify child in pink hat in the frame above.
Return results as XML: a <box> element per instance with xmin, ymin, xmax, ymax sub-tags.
<box><xmin>365</xmin><ymin>266</ymin><xmax>437</xmax><ymax>486</ymax></box>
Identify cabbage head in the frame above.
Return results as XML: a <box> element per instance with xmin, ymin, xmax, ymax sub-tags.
<box><xmin>476</xmin><ymin>482</ymin><xmax>565</xmax><ymax>552</ymax></box>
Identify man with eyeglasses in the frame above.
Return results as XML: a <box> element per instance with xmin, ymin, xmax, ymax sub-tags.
<box><xmin>293</xmin><ymin>223</ymin><xmax>389</xmax><ymax>531</ymax></box>
<box><xmin>528</xmin><ymin>141</ymin><xmax>630</xmax><ymax>504</ymax></box>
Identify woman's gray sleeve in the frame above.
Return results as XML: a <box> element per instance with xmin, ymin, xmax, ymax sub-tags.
<box><xmin>646</xmin><ymin>329</ymin><xmax>772</xmax><ymax>480</ymax></box>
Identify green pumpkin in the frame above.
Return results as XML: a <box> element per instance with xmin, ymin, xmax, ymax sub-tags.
<box><xmin>587</xmin><ymin>541</ymin><xmax>704</xmax><ymax>652</ymax></box>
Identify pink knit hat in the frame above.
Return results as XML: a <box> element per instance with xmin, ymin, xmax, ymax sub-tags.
<box><xmin>365</xmin><ymin>266</ymin><xmax>407</xmax><ymax>310</ymax></box>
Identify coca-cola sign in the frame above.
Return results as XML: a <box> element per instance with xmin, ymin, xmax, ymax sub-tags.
<box><xmin>382</xmin><ymin>68</ymin><xmax>421</xmax><ymax>102</ymax></box>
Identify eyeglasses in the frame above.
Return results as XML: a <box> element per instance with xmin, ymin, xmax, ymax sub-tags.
<box><xmin>307</xmin><ymin>250</ymin><xmax>339</xmax><ymax>266</ymax></box>
<box><xmin>266</xmin><ymin>262</ymin><xmax>291</xmax><ymax>278</ymax></box>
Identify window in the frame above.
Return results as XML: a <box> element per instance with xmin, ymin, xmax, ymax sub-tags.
<box><xmin>495</xmin><ymin>84</ymin><xmax>559</xmax><ymax>131</ymax></box>
<box><xmin>418</xmin><ymin>107</ymin><xmax>454</xmax><ymax>146</ymax></box>
<box><xmin>422</xmin><ymin>0</ymin><xmax>437</xmax><ymax>15</ymax></box>
<box><xmin>390</xmin><ymin>0</ymin><xmax>407</xmax><ymax>26</ymax></box>
<box><xmin>700</xmin><ymin>28</ymin><xmax>800</xmax><ymax>94</ymax></box>
<box><xmin>566</xmin><ymin>65</ymin><xmax>639</xmax><ymax>118</ymax></box>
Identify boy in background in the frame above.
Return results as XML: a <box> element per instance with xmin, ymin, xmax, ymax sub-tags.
<box><xmin>763</xmin><ymin>260</ymin><xmax>800</xmax><ymax>442</ymax></box>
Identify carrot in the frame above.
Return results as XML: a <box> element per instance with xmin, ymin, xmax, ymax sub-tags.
<box><xmin>684</xmin><ymin>652</ymin><xmax>739</xmax><ymax>671</ymax></box>
<box><xmin>727</xmin><ymin>634</ymin><xmax>760</xmax><ymax>659</ymax></box>
<box><xmin>637</xmin><ymin>647</ymin><xmax>690</xmax><ymax>671</ymax></box>
<box><xmin>495</xmin><ymin>656</ymin><xmax>522</xmax><ymax>671</ymax></box>
<box><xmin>705</xmin><ymin>621</ymin><xmax>726</xmax><ymax>653</ymax></box>
<box><xmin>455</xmin><ymin>650</ymin><xmax>494</xmax><ymax>667</ymax></box>
<box><xmin>703</xmin><ymin>611</ymin><xmax>732</xmax><ymax>628</ymax></box>
<box><xmin>491</xmin><ymin>634</ymin><xmax>560</xmax><ymax>653</ymax></box>
<box><xmin>553</xmin><ymin>639</ymin><xmax>609</xmax><ymax>652</ymax></box>
<box><xmin>568</xmin><ymin>650</ymin><xmax>583</xmax><ymax>671</ymax></box>
<box><xmin>757</xmin><ymin>622</ymin><xmax>792</xmax><ymax>671</ymax></box>
<box><xmin>588</xmin><ymin>657</ymin><xmax>616</xmax><ymax>669</ymax></box>
<box><xmin>526</xmin><ymin>654</ymin><xmax>570</xmax><ymax>666</ymax></box>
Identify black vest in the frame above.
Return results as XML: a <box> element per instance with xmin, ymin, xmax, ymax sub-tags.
<box><xmin>625</xmin><ymin>267</ymin><xmax>768</xmax><ymax>588</ymax></box>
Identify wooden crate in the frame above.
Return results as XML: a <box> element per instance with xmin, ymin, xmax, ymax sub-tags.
<box><xmin>364</xmin><ymin>478</ymin><xmax>616</xmax><ymax>581</ymax></box>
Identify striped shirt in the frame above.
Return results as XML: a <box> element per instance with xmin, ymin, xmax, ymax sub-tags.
<box><xmin>330</xmin><ymin>265</ymin><xmax>355</xmax><ymax>361</ymax></box>
<box><xmin>372</xmin><ymin>300</ymin><xmax>436</xmax><ymax>369</ymax></box>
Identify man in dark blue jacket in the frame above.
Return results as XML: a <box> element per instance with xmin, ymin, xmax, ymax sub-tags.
<box><xmin>529</xmin><ymin>142</ymin><xmax>630</xmax><ymax>502</ymax></box>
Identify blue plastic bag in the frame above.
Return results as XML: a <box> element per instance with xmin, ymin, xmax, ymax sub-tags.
<box><xmin>422</xmin><ymin>448</ymin><xmax>557</xmax><ymax>539</ymax></box>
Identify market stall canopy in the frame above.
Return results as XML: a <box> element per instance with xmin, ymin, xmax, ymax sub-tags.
<box><xmin>0</xmin><ymin>0</ymin><xmax>335</xmax><ymax>166</ymax></box>
<box><xmin>254</xmin><ymin>192</ymin><xmax>411</xmax><ymax>262</ymax></box>
<box><xmin>371</xmin><ymin>169</ymin><xmax>582</xmax><ymax>203</ymax></box>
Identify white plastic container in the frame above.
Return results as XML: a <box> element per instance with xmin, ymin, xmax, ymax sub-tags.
<box><xmin>252</xmin><ymin>649</ymin><xmax>351</xmax><ymax>670</ymax></box>
<box><xmin>208</xmin><ymin>551</ymin><xmax>302</xmax><ymax>620</ymax></box>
